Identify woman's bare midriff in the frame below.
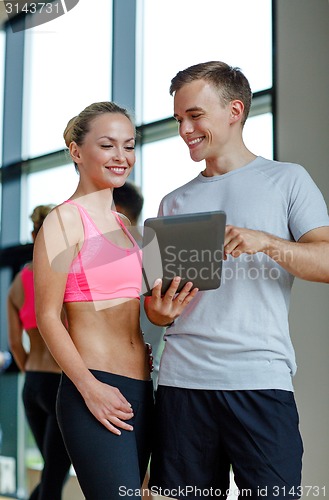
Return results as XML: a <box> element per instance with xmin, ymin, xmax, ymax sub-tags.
<box><xmin>25</xmin><ymin>328</ymin><xmax>62</xmax><ymax>373</ymax></box>
<box><xmin>64</xmin><ymin>298</ymin><xmax>150</xmax><ymax>381</ymax></box>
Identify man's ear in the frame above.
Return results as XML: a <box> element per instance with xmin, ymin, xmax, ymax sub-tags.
<box><xmin>230</xmin><ymin>100</ymin><xmax>244</xmax><ymax>122</ymax></box>
<box><xmin>69</xmin><ymin>141</ymin><xmax>82</xmax><ymax>164</ymax></box>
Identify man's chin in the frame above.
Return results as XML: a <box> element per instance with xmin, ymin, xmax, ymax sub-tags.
<box><xmin>189</xmin><ymin>152</ymin><xmax>204</xmax><ymax>163</ymax></box>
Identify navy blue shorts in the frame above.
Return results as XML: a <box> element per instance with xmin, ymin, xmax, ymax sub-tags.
<box><xmin>149</xmin><ymin>387</ymin><xmax>303</xmax><ymax>499</ymax></box>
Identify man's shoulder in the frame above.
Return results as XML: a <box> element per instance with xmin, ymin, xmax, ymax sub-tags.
<box><xmin>253</xmin><ymin>156</ymin><xmax>308</xmax><ymax>183</ymax></box>
<box><xmin>254</xmin><ymin>156</ymin><xmax>303</xmax><ymax>172</ymax></box>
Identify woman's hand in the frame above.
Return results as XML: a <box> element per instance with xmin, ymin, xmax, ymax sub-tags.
<box><xmin>144</xmin><ymin>276</ymin><xmax>198</xmax><ymax>326</ymax></box>
<box><xmin>82</xmin><ymin>379</ymin><xmax>134</xmax><ymax>436</ymax></box>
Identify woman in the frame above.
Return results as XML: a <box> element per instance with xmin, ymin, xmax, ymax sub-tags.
<box><xmin>33</xmin><ymin>102</ymin><xmax>154</xmax><ymax>500</ymax></box>
<box><xmin>7</xmin><ymin>205</ymin><xmax>71</xmax><ymax>500</ymax></box>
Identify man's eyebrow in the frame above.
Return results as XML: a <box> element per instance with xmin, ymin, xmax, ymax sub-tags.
<box><xmin>173</xmin><ymin>106</ymin><xmax>204</xmax><ymax>118</ymax></box>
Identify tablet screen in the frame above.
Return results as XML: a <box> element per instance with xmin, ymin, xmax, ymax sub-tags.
<box><xmin>142</xmin><ymin>211</ymin><xmax>226</xmax><ymax>296</ymax></box>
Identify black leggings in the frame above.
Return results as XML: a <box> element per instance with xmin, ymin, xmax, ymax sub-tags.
<box><xmin>57</xmin><ymin>370</ymin><xmax>154</xmax><ymax>500</ymax></box>
<box><xmin>22</xmin><ymin>372</ymin><xmax>71</xmax><ymax>500</ymax></box>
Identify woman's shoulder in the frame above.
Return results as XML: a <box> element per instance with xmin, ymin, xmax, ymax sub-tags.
<box><xmin>43</xmin><ymin>201</ymin><xmax>82</xmax><ymax>235</ymax></box>
<box><xmin>51</xmin><ymin>200</ymin><xmax>81</xmax><ymax>221</ymax></box>
<box><xmin>37</xmin><ymin>201</ymin><xmax>84</xmax><ymax>266</ymax></box>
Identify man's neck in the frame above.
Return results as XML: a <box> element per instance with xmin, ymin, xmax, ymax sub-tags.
<box><xmin>202</xmin><ymin>150</ymin><xmax>257</xmax><ymax>177</ymax></box>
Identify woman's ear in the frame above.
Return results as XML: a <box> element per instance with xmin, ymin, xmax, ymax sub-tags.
<box><xmin>69</xmin><ymin>141</ymin><xmax>82</xmax><ymax>164</ymax></box>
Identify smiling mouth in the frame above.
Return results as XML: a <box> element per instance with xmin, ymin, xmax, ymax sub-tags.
<box><xmin>106</xmin><ymin>167</ymin><xmax>127</xmax><ymax>174</ymax></box>
<box><xmin>187</xmin><ymin>137</ymin><xmax>204</xmax><ymax>147</ymax></box>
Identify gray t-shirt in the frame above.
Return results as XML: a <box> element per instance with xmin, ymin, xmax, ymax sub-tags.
<box><xmin>157</xmin><ymin>157</ymin><xmax>329</xmax><ymax>391</ymax></box>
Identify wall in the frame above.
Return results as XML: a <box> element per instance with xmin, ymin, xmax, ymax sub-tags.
<box><xmin>276</xmin><ymin>0</ymin><xmax>329</xmax><ymax>491</ymax></box>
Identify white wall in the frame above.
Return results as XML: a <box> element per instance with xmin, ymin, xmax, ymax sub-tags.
<box><xmin>276</xmin><ymin>0</ymin><xmax>329</xmax><ymax>490</ymax></box>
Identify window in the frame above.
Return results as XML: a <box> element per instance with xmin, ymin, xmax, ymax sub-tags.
<box><xmin>141</xmin><ymin>135</ymin><xmax>200</xmax><ymax>218</ymax></box>
<box><xmin>22</xmin><ymin>164</ymin><xmax>78</xmax><ymax>242</ymax></box>
<box><xmin>22</xmin><ymin>0</ymin><xmax>112</xmax><ymax>158</ymax></box>
<box><xmin>140</xmin><ymin>0</ymin><xmax>272</xmax><ymax>124</ymax></box>
<box><xmin>0</xmin><ymin>29</ymin><xmax>5</xmax><ymax>167</ymax></box>
<box><xmin>0</xmin><ymin>29</ymin><xmax>6</xmax><ymax>228</ymax></box>
<box><xmin>138</xmin><ymin>0</ymin><xmax>273</xmax><ymax>220</ymax></box>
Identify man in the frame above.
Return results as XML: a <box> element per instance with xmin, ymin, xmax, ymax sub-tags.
<box><xmin>145</xmin><ymin>61</ymin><xmax>329</xmax><ymax>499</ymax></box>
<box><xmin>113</xmin><ymin>180</ymin><xmax>144</xmax><ymax>230</ymax></box>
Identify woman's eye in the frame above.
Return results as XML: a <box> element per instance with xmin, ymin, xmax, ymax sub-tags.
<box><xmin>101</xmin><ymin>144</ymin><xmax>113</xmax><ymax>148</ymax></box>
<box><xmin>125</xmin><ymin>146</ymin><xmax>135</xmax><ymax>151</ymax></box>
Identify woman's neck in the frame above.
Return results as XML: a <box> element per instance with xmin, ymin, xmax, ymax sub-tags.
<box><xmin>70</xmin><ymin>187</ymin><xmax>114</xmax><ymax>212</ymax></box>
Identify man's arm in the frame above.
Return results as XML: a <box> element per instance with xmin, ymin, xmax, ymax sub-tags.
<box><xmin>224</xmin><ymin>225</ymin><xmax>329</xmax><ymax>283</ymax></box>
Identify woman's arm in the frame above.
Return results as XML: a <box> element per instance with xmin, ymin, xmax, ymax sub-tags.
<box><xmin>34</xmin><ymin>206</ymin><xmax>134</xmax><ymax>435</ymax></box>
<box><xmin>144</xmin><ymin>277</ymin><xmax>199</xmax><ymax>326</ymax></box>
<box><xmin>7</xmin><ymin>273</ymin><xmax>28</xmax><ymax>372</ymax></box>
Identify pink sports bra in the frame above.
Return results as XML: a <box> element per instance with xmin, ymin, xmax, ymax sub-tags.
<box><xmin>63</xmin><ymin>200</ymin><xmax>142</xmax><ymax>303</ymax></box>
<box><xmin>19</xmin><ymin>266</ymin><xmax>38</xmax><ymax>330</ymax></box>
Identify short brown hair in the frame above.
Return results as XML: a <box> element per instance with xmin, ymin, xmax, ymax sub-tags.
<box><xmin>170</xmin><ymin>61</ymin><xmax>252</xmax><ymax>126</ymax></box>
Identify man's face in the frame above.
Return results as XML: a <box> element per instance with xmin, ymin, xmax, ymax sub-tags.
<box><xmin>173</xmin><ymin>79</ymin><xmax>232</xmax><ymax>163</ymax></box>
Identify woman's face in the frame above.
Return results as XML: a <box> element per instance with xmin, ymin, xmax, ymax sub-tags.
<box><xmin>74</xmin><ymin>112</ymin><xmax>136</xmax><ymax>189</ymax></box>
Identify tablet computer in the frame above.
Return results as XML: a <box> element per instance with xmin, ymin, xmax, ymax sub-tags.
<box><xmin>141</xmin><ymin>211</ymin><xmax>226</xmax><ymax>296</ymax></box>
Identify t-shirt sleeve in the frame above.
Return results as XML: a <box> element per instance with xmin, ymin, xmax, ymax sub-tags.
<box><xmin>287</xmin><ymin>165</ymin><xmax>329</xmax><ymax>241</ymax></box>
